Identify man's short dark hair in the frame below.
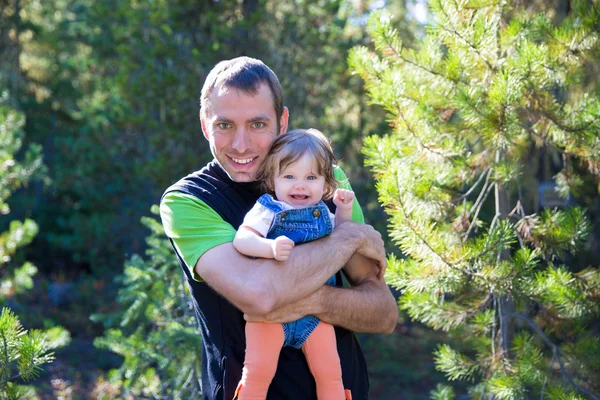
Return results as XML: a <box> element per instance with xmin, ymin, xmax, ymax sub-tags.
<box><xmin>200</xmin><ymin>57</ymin><xmax>284</xmax><ymax>122</ymax></box>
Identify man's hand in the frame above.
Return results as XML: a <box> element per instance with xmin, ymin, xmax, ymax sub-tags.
<box><xmin>350</xmin><ymin>223</ymin><xmax>387</xmax><ymax>279</ymax></box>
<box><xmin>244</xmin><ymin>286</ymin><xmax>324</xmax><ymax>323</ymax></box>
<box><xmin>271</xmin><ymin>235</ymin><xmax>295</xmax><ymax>261</ymax></box>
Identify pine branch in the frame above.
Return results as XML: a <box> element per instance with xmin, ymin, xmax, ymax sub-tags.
<box><xmin>392</xmin><ymin>178</ymin><xmax>477</xmax><ymax>278</ymax></box>
<box><xmin>530</xmin><ymin>91</ymin><xmax>599</xmax><ymax>134</ymax></box>
<box><xmin>508</xmin><ymin>312</ymin><xmax>600</xmax><ymax>400</ymax></box>
<box><xmin>467</xmin><ymin>224</ymin><xmax>510</xmax><ymax>263</ymax></box>
<box><xmin>456</xmin><ymin>84</ymin><xmax>493</xmax><ymax>126</ymax></box>
<box><xmin>1</xmin><ymin>329</ymin><xmax>9</xmax><ymax>382</ymax></box>
<box><xmin>375</xmin><ymin>9</ymin><xmax>466</xmax><ymax>87</ymax></box>
<box><xmin>402</xmin><ymin>53</ymin><xmax>462</xmax><ymax>85</ymax></box>
<box><xmin>464</xmin><ymin>168</ymin><xmax>494</xmax><ymax>240</ymax></box>
<box><xmin>455</xmin><ymin>167</ymin><xmax>491</xmax><ymax>201</ymax></box>
<box><xmin>542</xmin><ymin>24</ymin><xmax>597</xmax><ymax>59</ymax></box>
<box><xmin>395</xmin><ymin>191</ymin><xmax>456</xmax><ymax>270</ymax></box>
<box><xmin>492</xmin><ymin>296</ymin><xmax>498</xmax><ymax>358</ymax></box>
<box><xmin>439</xmin><ymin>0</ymin><xmax>495</xmax><ymax>71</ymax></box>
<box><xmin>396</xmin><ymin>106</ymin><xmax>451</xmax><ymax>159</ymax></box>
<box><xmin>540</xmin><ymin>350</ymin><xmax>556</xmax><ymax>399</ymax></box>
<box><xmin>464</xmin><ymin>1</ymin><xmax>497</xmax><ymax>8</ymax></box>
<box><xmin>494</xmin><ymin>0</ymin><xmax>503</xmax><ymax>67</ymax></box>
<box><xmin>0</xmin><ymin>372</ymin><xmax>25</xmax><ymax>386</ymax></box>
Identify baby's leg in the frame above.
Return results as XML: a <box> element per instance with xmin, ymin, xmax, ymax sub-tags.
<box><xmin>301</xmin><ymin>322</ymin><xmax>347</xmax><ymax>400</ymax></box>
<box><xmin>236</xmin><ymin>322</ymin><xmax>285</xmax><ymax>400</ymax></box>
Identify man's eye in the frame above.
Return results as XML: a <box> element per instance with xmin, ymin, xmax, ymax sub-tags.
<box><xmin>217</xmin><ymin>123</ymin><xmax>231</xmax><ymax>129</ymax></box>
<box><xmin>252</xmin><ymin>122</ymin><xmax>265</xmax><ymax>129</ymax></box>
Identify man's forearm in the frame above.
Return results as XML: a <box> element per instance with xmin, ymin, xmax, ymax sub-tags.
<box><xmin>196</xmin><ymin>222</ymin><xmax>385</xmax><ymax>315</ymax></box>
<box><xmin>244</xmin><ymin>279</ymin><xmax>398</xmax><ymax>333</ymax></box>
<box><xmin>314</xmin><ymin>251</ymin><xmax>398</xmax><ymax>333</ymax></box>
<box><xmin>244</xmin><ymin>252</ymin><xmax>398</xmax><ymax>333</ymax></box>
<box><xmin>262</xmin><ymin>224</ymin><xmax>363</xmax><ymax>311</ymax></box>
<box><xmin>314</xmin><ymin>281</ymin><xmax>398</xmax><ymax>334</ymax></box>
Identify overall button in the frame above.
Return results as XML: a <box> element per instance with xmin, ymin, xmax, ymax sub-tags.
<box><xmin>312</xmin><ymin>210</ymin><xmax>321</xmax><ymax>218</ymax></box>
<box><xmin>281</xmin><ymin>211</ymin><xmax>287</xmax><ymax>220</ymax></box>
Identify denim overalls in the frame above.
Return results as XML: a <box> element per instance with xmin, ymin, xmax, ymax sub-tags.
<box><xmin>257</xmin><ymin>194</ymin><xmax>336</xmax><ymax>349</ymax></box>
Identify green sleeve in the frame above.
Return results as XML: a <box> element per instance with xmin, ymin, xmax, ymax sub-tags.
<box><xmin>160</xmin><ymin>192</ymin><xmax>236</xmax><ymax>281</ymax></box>
<box><xmin>334</xmin><ymin>166</ymin><xmax>365</xmax><ymax>224</ymax></box>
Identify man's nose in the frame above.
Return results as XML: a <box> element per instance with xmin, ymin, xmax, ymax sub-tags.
<box><xmin>231</xmin><ymin>127</ymin><xmax>249</xmax><ymax>153</ymax></box>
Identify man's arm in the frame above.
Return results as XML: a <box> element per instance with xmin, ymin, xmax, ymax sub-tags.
<box><xmin>161</xmin><ymin>191</ymin><xmax>386</xmax><ymax>317</ymax></box>
<box><xmin>316</xmin><ymin>253</ymin><xmax>398</xmax><ymax>333</ymax></box>
<box><xmin>196</xmin><ymin>221</ymin><xmax>386</xmax><ymax>317</ymax></box>
<box><xmin>244</xmin><ymin>252</ymin><xmax>398</xmax><ymax>334</ymax></box>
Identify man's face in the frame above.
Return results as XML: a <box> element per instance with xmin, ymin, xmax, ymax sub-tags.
<box><xmin>201</xmin><ymin>83</ymin><xmax>288</xmax><ymax>182</ymax></box>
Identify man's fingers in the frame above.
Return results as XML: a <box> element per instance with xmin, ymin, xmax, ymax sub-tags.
<box><xmin>355</xmin><ymin>223</ymin><xmax>388</xmax><ymax>277</ymax></box>
<box><xmin>377</xmin><ymin>259</ymin><xmax>387</xmax><ymax>279</ymax></box>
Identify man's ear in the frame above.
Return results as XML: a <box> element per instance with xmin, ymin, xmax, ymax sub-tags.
<box><xmin>279</xmin><ymin>106</ymin><xmax>289</xmax><ymax>135</ymax></box>
<box><xmin>200</xmin><ymin>116</ymin><xmax>210</xmax><ymax>140</ymax></box>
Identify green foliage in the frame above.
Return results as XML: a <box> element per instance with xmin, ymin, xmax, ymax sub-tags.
<box><xmin>93</xmin><ymin>206</ymin><xmax>202</xmax><ymax>398</ymax></box>
<box><xmin>0</xmin><ymin>92</ymin><xmax>69</xmax><ymax>399</ymax></box>
<box><xmin>7</xmin><ymin>0</ymin><xmax>416</xmax><ymax>277</ymax></box>
<box><xmin>434</xmin><ymin>344</ymin><xmax>480</xmax><ymax>381</ymax></box>
<box><xmin>353</xmin><ymin>0</ymin><xmax>600</xmax><ymax>398</ymax></box>
<box><xmin>430</xmin><ymin>383</ymin><xmax>455</xmax><ymax>400</ymax></box>
<box><xmin>0</xmin><ymin>308</ymin><xmax>69</xmax><ymax>398</ymax></box>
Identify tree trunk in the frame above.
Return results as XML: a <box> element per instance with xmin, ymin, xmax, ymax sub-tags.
<box><xmin>495</xmin><ymin>150</ymin><xmax>515</xmax><ymax>359</ymax></box>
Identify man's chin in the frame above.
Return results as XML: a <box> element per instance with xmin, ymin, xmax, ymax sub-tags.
<box><xmin>227</xmin><ymin>170</ymin><xmax>257</xmax><ymax>183</ymax></box>
<box><xmin>215</xmin><ymin>159</ymin><xmax>257</xmax><ymax>182</ymax></box>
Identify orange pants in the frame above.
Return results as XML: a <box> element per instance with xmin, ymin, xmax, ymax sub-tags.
<box><xmin>235</xmin><ymin>321</ymin><xmax>350</xmax><ymax>400</ymax></box>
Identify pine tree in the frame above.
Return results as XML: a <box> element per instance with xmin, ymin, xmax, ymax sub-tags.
<box><xmin>0</xmin><ymin>91</ymin><xmax>70</xmax><ymax>399</ymax></box>
<box><xmin>92</xmin><ymin>206</ymin><xmax>202</xmax><ymax>399</ymax></box>
<box><xmin>350</xmin><ymin>1</ymin><xmax>600</xmax><ymax>398</ymax></box>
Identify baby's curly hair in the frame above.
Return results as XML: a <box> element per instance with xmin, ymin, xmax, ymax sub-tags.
<box><xmin>256</xmin><ymin>128</ymin><xmax>338</xmax><ymax>200</ymax></box>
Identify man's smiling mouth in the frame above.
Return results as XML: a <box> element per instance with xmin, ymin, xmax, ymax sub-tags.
<box><xmin>230</xmin><ymin>157</ymin><xmax>256</xmax><ymax>164</ymax></box>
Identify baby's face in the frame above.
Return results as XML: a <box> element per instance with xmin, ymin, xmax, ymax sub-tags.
<box><xmin>273</xmin><ymin>154</ymin><xmax>326</xmax><ymax>208</ymax></box>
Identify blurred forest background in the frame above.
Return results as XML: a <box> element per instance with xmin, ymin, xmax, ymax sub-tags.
<box><xmin>1</xmin><ymin>0</ymin><xmax>600</xmax><ymax>399</ymax></box>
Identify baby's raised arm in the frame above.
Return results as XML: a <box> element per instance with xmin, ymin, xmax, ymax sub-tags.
<box><xmin>234</xmin><ymin>227</ymin><xmax>295</xmax><ymax>261</ymax></box>
<box><xmin>333</xmin><ymin>188</ymin><xmax>355</xmax><ymax>226</ymax></box>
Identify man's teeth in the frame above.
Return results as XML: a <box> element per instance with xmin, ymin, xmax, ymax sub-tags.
<box><xmin>232</xmin><ymin>157</ymin><xmax>254</xmax><ymax>164</ymax></box>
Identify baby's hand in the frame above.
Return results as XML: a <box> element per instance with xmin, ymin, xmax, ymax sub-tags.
<box><xmin>272</xmin><ymin>236</ymin><xmax>295</xmax><ymax>261</ymax></box>
<box><xmin>333</xmin><ymin>189</ymin><xmax>355</xmax><ymax>208</ymax></box>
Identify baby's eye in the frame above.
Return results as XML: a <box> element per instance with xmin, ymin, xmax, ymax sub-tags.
<box><xmin>307</xmin><ymin>176</ymin><xmax>317</xmax><ymax>180</ymax></box>
<box><xmin>283</xmin><ymin>175</ymin><xmax>294</xmax><ymax>179</ymax></box>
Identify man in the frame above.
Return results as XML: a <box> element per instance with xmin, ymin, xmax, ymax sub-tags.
<box><xmin>160</xmin><ymin>56</ymin><xmax>398</xmax><ymax>400</ymax></box>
